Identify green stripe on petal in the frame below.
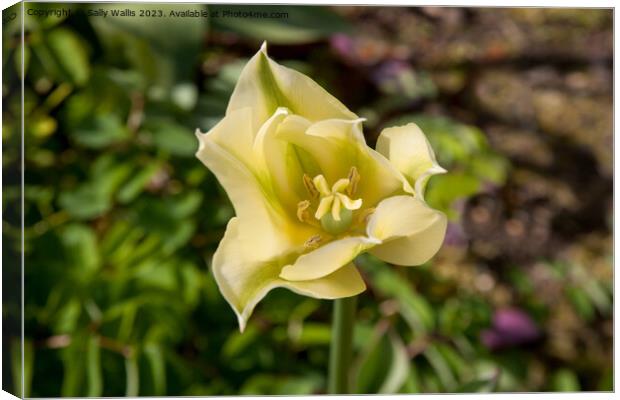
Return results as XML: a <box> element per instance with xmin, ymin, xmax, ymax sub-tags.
<box><xmin>227</xmin><ymin>42</ymin><xmax>358</xmax><ymax>131</ymax></box>
<box><xmin>213</xmin><ymin>218</ymin><xmax>365</xmax><ymax>332</ymax></box>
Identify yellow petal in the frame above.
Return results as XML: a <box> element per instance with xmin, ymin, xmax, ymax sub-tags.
<box><xmin>278</xmin><ymin>118</ymin><xmax>410</xmax><ymax>204</ymax></box>
<box><xmin>213</xmin><ymin>218</ymin><xmax>365</xmax><ymax>332</ymax></box>
<box><xmin>197</xmin><ymin>107</ymin><xmax>258</xmax><ymax>172</ymax></box>
<box><xmin>376</xmin><ymin>123</ymin><xmax>446</xmax><ymax>199</ymax></box>
<box><xmin>196</xmin><ymin>110</ymin><xmax>311</xmax><ymax>260</ymax></box>
<box><xmin>367</xmin><ymin>195</ymin><xmax>447</xmax><ymax>266</ymax></box>
<box><xmin>255</xmin><ymin>111</ymin><xmax>314</xmax><ymax>212</ymax></box>
<box><xmin>280</xmin><ymin>236</ymin><xmax>380</xmax><ymax>281</ymax></box>
<box><xmin>287</xmin><ymin>262</ymin><xmax>366</xmax><ymax>300</ymax></box>
<box><xmin>227</xmin><ymin>42</ymin><xmax>358</xmax><ymax>131</ymax></box>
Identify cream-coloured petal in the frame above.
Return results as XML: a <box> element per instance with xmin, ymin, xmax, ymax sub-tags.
<box><xmin>308</xmin><ymin>119</ymin><xmax>415</xmax><ymax>201</ymax></box>
<box><xmin>196</xmin><ymin>111</ymin><xmax>312</xmax><ymax>260</ymax></box>
<box><xmin>254</xmin><ymin>111</ymin><xmax>314</xmax><ymax>213</ymax></box>
<box><xmin>286</xmin><ymin>262</ymin><xmax>366</xmax><ymax>300</ymax></box>
<box><xmin>376</xmin><ymin>123</ymin><xmax>446</xmax><ymax>199</ymax></box>
<box><xmin>213</xmin><ymin>218</ymin><xmax>365</xmax><ymax>332</ymax></box>
<box><xmin>197</xmin><ymin>107</ymin><xmax>258</xmax><ymax>172</ymax></box>
<box><xmin>367</xmin><ymin>195</ymin><xmax>447</xmax><ymax>266</ymax></box>
<box><xmin>227</xmin><ymin>42</ymin><xmax>358</xmax><ymax>131</ymax></box>
<box><xmin>280</xmin><ymin>236</ymin><xmax>380</xmax><ymax>281</ymax></box>
<box><xmin>278</xmin><ymin>118</ymin><xmax>410</xmax><ymax>203</ymax></box>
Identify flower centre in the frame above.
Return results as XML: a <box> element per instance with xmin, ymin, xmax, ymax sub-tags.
<box><xmin>296</xmin><ymin>167</ymin><xmax>362</xmax><ymax>235</ymax></box>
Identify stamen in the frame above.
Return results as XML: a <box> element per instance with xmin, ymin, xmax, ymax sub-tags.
<box><xmin>331</xmin><ymin>195</ymin><xmax>342</xmax><ymax>221</ymax></box>
<box><xmin>357</xmin><ymin>207</ymin><xmax>376</xmax><ymax>224</ymax></box>
<box><xmin>347</xmin><ymin>166</ymin><xmax>360</xmax><ymax>196</ymax></box>
<box><xmin>315</xmin><ymin>195</ymin><xmax>333</xmax><ymax>220</ymax></box>
<box><xmin>303</xmin><ymin>174</ymin><xmax>319</xmax><ymax>199</ymax></box>
<box><xmin>312</xmin><ymin>175</ymin><xmax>331</xmax><ymax>196</ymax></box>
<box><xmin>296</xmin><ymin>200</ymin><xmax>311</xmax><ymax>222</ymax></box>
<box><xmin>304</xmin><ymin>234</ymin><xmax>322</xmax><ymax>249</ymax></box>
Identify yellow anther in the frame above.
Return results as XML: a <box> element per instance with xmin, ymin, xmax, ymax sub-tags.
<box><xmin>304</xmin><ymin>234</ymin><xmax>322</xmax><ymax>249</ymax></box>
<box><xmin>357</xmin><ymin>207</ymin><xmax>376</xmax><ymax>224</ymax></box>
<box><xmin>347</xmin><ymin>166</ymin><xmax>360</xmax><ymax>196</ymax></box>
<box><xmin>297</xmin><ymin>200</ymin><xmax>311</xmax><ymax>222</ymax></box>
<box><xmin>303</xmin><ymin>174</ymin><xmax>319</xmax><ymax>199</ymax></box>
<box><xmin>300</xmin><ymin>169</ymin><xmax>365</xmax><ymax>234</ymax></box>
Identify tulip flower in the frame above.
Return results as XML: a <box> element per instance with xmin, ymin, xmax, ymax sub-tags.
<box><xmin>195</xmin><ymin>43</ymin><xmax>447</xmax><ymax>335</ymax></box>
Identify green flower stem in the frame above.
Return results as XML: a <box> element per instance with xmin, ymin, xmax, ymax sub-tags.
<box><xmin>328</xmin><ymin>295</ymin><xmax>357</xmax><ymax>394</ymax></box>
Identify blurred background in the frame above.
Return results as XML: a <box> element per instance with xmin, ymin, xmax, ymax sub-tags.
<box><xmin>2</xmin><ymin>3</ymin><xmax>613</xmax><ymax>396</ymax></box>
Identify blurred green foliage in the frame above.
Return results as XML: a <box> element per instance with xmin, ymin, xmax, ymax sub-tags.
<box><xmin>2</xmin><ymin>3</ymin><xmax>612</xmax><ymax>397</ymax></box>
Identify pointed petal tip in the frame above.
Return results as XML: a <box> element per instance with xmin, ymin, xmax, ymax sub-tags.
<box><xmin>238</xmin><ymin>319</ymin><xmax>246</xmax><ymax>333</ymax></box>
<box><xmin>195</xmin><ymin>128</ymin><xmax>207</xmax><ymax>155</ymax></box>
<box><xmin>431</xmin><ymin>164</ymin><xmax>448</xmax><ymax>174</ymax></box>
<box><xmin>260</xmin><ymin>41</ymin><xmax>268</xmax><ymax>53</ymax></box>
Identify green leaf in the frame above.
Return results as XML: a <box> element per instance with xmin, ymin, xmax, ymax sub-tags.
<box><xmin>71</xmin><ymin>114</ymin><xmax>130</xmax><ymax>148</ymax></box>
<box><xmin>11</xmin><ymin>338</ymin><xmax>34</xmax><ymax>397</ymax></box>
<box><xmin>378</xmin><ymin>333</ymin><xmax>411</xmax><ymax>394</ymax></box>
<box><xmin>14</xmin><ymin>43</ymin><xmax>30</xmax><ymax>79</ymax></box>
<box><xmin>148</xmin><ymin>120</ymin><xmax>197</xmax><ymax>157</ymax></box>
<box><xmin>566</xmin><ymin>286</ymin><xmax>595</xmax><ymax>321</ymax></box>
<box><xmin>370</xmin><ymin>267</ymin><xmax>435</xmax><ymax>334</ymax></box>
<box><xmin>58</xmin><ymin>157</ymin><xmax>132</xmax><ymax>219</ymax></box>
<box><xmin>60</xmin><ymin>223</ymin><xmax>101</xmax><ymax>274</ymax></box>
<box><xmin>58</xmin><ymin>184</ymin><xmax>112</xmax><ymax>220</ymax></box>
<box><xmin>435</xmin><ymin>342</ymin><xmax>470</xmax><ymax>382</ymax></box>
<box><xmin>117</xmin><ymin>163</ymin><xmax>160</xmax><ymax>204</ymax></box>
<box><xmin>550</xmin><ymin>368</ymin><xmax>580</xmax><ymax>392</ymax></box>
<box><xmin>144</xmin><ymin>343</ymin><xmax>166</xmax><ymax>395</ymax></box>
<box><xmin>354</xmin><ymin>328</ymin><xmax>410</xmax><ymax>394</ymax></box>
<box><xmin>240</xmin><ymin>373</ymin><xmax>323</xmax><ymax>395</ymax></box>
<box><xmin>400</xmin><ymin>363</ymin><xmax>421</xmax><ymax>393</ymax></box>
<box><xmin>295</xmin><ymin>323</ymin><xmax>332</xmax><ymax>347</ymax></box>
<box><xmin>90</xmin><ymin>4</ymin><xmax>207</xmax><ymax>87</ymax></box>
<box><xmin>355</xmin><ymin>332</ymin><xmax>392</xmax><ymax>394</ymax></box>
<box><xmin>455</xmin><ymin>377</ymin><xmax>498</xmax><ymax>393</ymax></box>
<box><xmin>61</xmin><ymin>333</ymin><xmax>87</xmax><ymax>396</ymax></box>
<box><xmin>53</xmin><ymin>298</ymin><xmax>82</xmax><ymax>334</ymax></box>
<box><xmin>222</xmin><ymin>325</ymin><xmax>259</xmax><ymax>360</ymax></box>
<box><xmin>86</xmin><ymin>336</ymin><xmax>103</xmax><ymax>397</ymax></box>
<box><xmin>424</xmin><ymin>343</ymin><xmax>457</xmax><ymax>391</ymax></box>
<box><xmin>425</xmin><ymin>173</ymin><xmax>481</xmax><ymax>217</ymax></box>
<box><xmin>46</xmin><ymin>28</ymin><xmax>90</xmax><ymax>85</ymax></box>
<box><xmin>125</xmin><ymin>355</ymin><xmax>140</xmax><ymax>397</ymax></box>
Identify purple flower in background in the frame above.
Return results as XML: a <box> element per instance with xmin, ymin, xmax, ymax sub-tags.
<box><xmin>370</xmin><ymin>60</ymin><xmax>410</xmax><ymax>85</ymax></box>
<box><xmin>443</xmin><ymin>221</ymin><xmax>468</xmax><ymax>247</ymax></box>
<box><xmin>481</xmin><ymin>308</ymin><xmax>540</xmax><ymax>350</ymax></box>
<box><xmin>329</xmin><ymin>34</ymin><xmax>357</xmax><ymax>63</ymax></box>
